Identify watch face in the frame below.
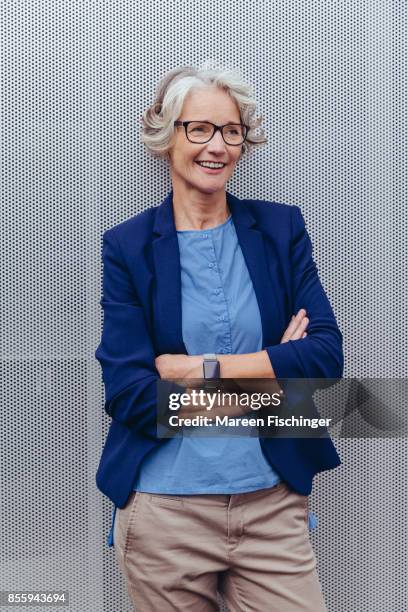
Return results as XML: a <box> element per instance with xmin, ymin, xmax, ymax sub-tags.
<box><xmin>203</xmin><ymin>360</ymin><xmax>220</xmax><ymax>379</ymax></box>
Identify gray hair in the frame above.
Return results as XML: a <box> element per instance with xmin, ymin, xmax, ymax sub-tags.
<box><xmin>140</xmin><ymin>63</ymin><xmax>267</xmax><ymax>159</ymax></box>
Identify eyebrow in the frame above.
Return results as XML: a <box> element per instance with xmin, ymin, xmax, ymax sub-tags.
<box><xmin>190</xmin><ymin>119</ymin><xmax>241</xmax><ymax>124</ymax></box>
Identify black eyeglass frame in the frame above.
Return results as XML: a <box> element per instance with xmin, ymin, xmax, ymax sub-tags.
<box><xmin>173</xmin><ymin>120</ymin><xmax>249</xmax><ymax>146</ymax></box>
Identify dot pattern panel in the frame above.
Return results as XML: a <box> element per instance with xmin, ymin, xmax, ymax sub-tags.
<box><xmin>1</xmin><ymin>1</ymin><xmax>406</xmax><ymax>611</ymax></box>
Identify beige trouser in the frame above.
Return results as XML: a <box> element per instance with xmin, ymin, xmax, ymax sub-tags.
<box><xmin>113</xmin><ymin>481</ymin><xmax>327</xmax><ymax>612</ymax></box>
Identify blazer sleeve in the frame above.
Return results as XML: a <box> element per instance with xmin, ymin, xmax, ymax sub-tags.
<box><xmin>264</xmin><ymin>205</ymin><xmax>344</xmax><ymax>381</ymax></box>
<box><xmin>94</xmin><ymin>228</ymin><xmax>178</xmax><ymax>439</ymax></box>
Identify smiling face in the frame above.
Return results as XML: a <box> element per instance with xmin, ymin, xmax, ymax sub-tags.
<box><xmin>168</xmin><ymin>86</ymin><xmax>243</xmax><ymax>197</ymax></box>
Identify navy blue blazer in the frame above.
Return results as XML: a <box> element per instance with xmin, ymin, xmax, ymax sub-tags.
<box><xmin>95</xmin><ymin>190</ymin><xmax>343</xmax><ymax>508</ymax></box>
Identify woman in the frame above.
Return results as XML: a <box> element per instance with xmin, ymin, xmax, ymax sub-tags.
<box><xmin>95</xmin><ymin>64</ymin><xmax>343</xmax><ymax>611</ymax></box>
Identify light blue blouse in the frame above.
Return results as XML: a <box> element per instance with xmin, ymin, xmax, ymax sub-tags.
<box><xmin>134</xmin><ymin>214</ymin><xmax>281</xmax><ymax>494</ymax></box>
<box><xmin>106</xmin><ymin>214</ymin><xmax>318</xmax><ymax>546</ymax></box>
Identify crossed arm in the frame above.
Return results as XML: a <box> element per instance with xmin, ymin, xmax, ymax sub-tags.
<box><xmin>154</xmin><ymin>311</ymin><xmax>309</xmax><ymax>419</ymax></box>
<box><xmin>155</xmin><ymin>309</ymin><xmax>309</xmax><ymax>380</ymax></box>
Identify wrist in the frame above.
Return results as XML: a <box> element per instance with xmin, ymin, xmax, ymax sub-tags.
<box><xmin>186</xmin><ymin>355</ymin><xmax>204</xmax><ymax>378</ymax></box>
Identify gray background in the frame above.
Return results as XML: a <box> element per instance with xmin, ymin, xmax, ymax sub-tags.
<box><xmin>1</xmin><ymin>1</ymin><xmax>407</xmax><ymax>610</ymax></box>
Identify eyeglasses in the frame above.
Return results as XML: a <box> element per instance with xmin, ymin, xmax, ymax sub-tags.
<box><xmin>174</xmin><ymin>121</ymin><xmax>249</xmax><ymax>146</ymax></box>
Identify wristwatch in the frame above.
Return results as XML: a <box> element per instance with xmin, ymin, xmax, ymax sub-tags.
<box><xmin>203</xmin><ymin>353</ymin><xmax>220</xmax><ymax>379</ymax></box>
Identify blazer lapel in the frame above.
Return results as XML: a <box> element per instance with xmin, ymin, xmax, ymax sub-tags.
<box><xmin>152</xmin><ymin>191</ymin><xmax>187</xmax><ymax>354</ymax></box>
<box><xmin>226</xmin><ymin>192</ymin><xmax>286</xmax><ymax>347</ymax></box>
<box><xmin>151</xmin><ymin>190</ymin><xmax>286</xmax><ymax>355</ymax></box>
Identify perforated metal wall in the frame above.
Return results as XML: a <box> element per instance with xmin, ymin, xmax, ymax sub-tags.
<box><xmin>2</xmin><ymin>1</ymin><xmax>406</xmax><ymax>611</ymax></box>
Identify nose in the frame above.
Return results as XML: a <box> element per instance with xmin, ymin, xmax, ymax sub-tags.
<box><xmin>206</xmin><ymin>129</ymin><xmax>228</xmax><ymax>154</ymax></box>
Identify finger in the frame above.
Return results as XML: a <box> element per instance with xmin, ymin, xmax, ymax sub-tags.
<box><xmin>302</xmin><ymin>332</ymin><xmax>307</xmax><ymax>338</ymax></box>
<box><xmin>280</xmin><ymin>315</ymin><xmax>295</xmax><ymax>343</ymax></box>
<box><xmin>290</xmin><ymin>316</ymin><xmax>309</xmax><ymax>340</ymax></box>
<box><xmin>281</xmin><ymin>310</ymin><xmax>307</xmax><ymax>343</ymax></box>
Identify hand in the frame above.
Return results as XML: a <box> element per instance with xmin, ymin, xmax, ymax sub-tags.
<box><xmin>280</xmin><ymin>308</ymin><xmax>309</xmax><ymax>343</ymax></box>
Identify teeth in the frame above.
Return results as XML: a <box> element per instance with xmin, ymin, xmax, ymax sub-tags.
<box><xmin>197</xmin><ymin>161</ymin><xmax>225</xmax><ymax>169</ymax></box>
